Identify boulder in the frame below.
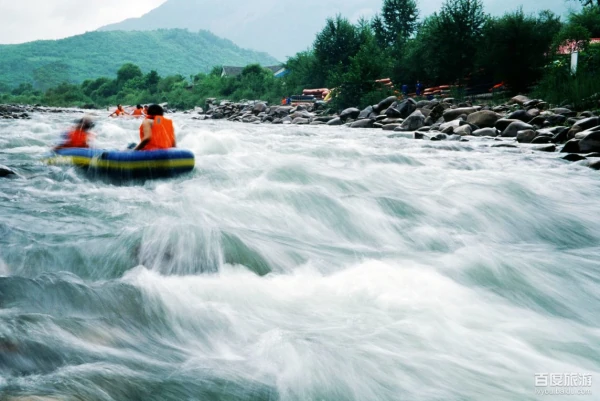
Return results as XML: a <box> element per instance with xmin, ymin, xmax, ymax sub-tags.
<box><xmin>374</xmin><ymin>122</ymin><xmax>384</xmax><ymax>129</ymax></box>
<box><xmin>313</xmin><ymin>116</ymin><xmax>337</xmax><ymax>123</ymax></box>
<box><xmin>590</xmin><ymin>160</ymin><xmax>600</xmax><ymax>170</ymax></box>
<box><xmin>252</xmin><ymin>102</ymin><xmax>267</xmax><ymax>115</ymax></box>
<box><xmin>561</xmin><ymin>139</ymin><xmax>580</xmax><ymax>153</ymax></box>
<box><xmin>492</xmin><ymin>143</ymin><xmax>519</xmax><ymax>148</ymax></box>
<box><xmin>580</xmin><ymin>111</ymin><xmax>595</xmax><ymax>118</ymax></box>
<box><xmin>443</xmin><ymin>107</ymin><xmax>479</xmax><ymax>122</ymax></box>
<box><xmin>472</xmin><ymin>127</ymin><xmax>499</xmax><ymax>137</ymax></box>
<box><xmin>272</xmin><ymin>118</ymin><xmax>283</xmax><ymax>124</ymax></box>
<box><xmin>533</xmin><ymin>145</ymin><xmax>556</xmax><ymax>152</ymax></box>
<box><xmin>501</xmin><ymin>121</ymin><xmax>534</xmax><ymax>137</ymax></box>
<box><xmin>573</xmin><ymin>117</ymin><xmax>600</xmax><ymax>131</ymax></box>
<box><xmin>551</xmin><ymin>108</ymin><xmax>576</xmax><ymax>117</ymax></box>
<box><xmin>382</xmin><ymin>123</ymin><xmax>402</xmax><ymax>131</ymax></box>
<box><xmin>375</xmin><ymin>96</ymin><xmax>398</xmax><ymax>112</ymax></box>
<box><xmin>509</xmin><ymin>95</ymin><xmax>530</xmax><ymax>105</ymax></box>
<box><xmin>545</xmin><ymin>114</ymin><xmax>567</xmax><ymax>126</ymax></box>
<box><xmin>0</xmin><ymin>166</ymin><xmax>16</xmax><ymax>177</ymax></box>
<box><xmin>516</xmin><ymin>130</ymin><xmax>537</xmax><ymax>143</ymax></box>
<box><xmin>585</xmin><ymin>152</ymin><xmax>600</xmax><ymax>158</ymax></box>
<box><xmin>282</xmin><ymin>116</ymin><xmax>292</xmax><ymax>124</ymax></box>
<box><xmin>350</xmin><ymin>119</ymin><xmax>375</xmax><ymax>128</ymax></box>
<box><xmin>454</xmin><ymin>125</ymin><xmax>472</xmax><ymax>136</ymax></box>
<box><xmin>310</xmin><ymin>121</ymin><xmax>325</xmax><ymax>125</ymax></box>
<box><xmin>530</xmin><ymin>136</ymin><xmax>553</xmax><ymax>144</ymax></box>
<box><xmin>340</xmin><ymin>108</ymin><xmax>360</xmax><ymax>121</ymax></box>
<box><xmin>578</xmin><ymin>132</ymin><xmax>600</xmax><ymax>153</ymax></box>
<box><xmin>495</xmin><ymin>119</ymin><xmax>519</xmax><ymax>131</ymax></box>
<box><xmin>398</xmin><ymin>99</ymin><xmax>417</xmax><ymax>118</ymax></box>
<box><xmin>292</xmin><ymin>117</ymin><xmax>310</xmax><ymax>125</ymax></box>
<box><xmin>508</xmin><ymin>109</ymin><xmax>534</xmax><ymax>123</ymax></box>
<box><xmin>552</xmin><ymin>127</ymin><xmax>570</xmax><ymax>143</ymax></box>
<box><xmin>385</xmin><ymin>104</ymin><xmax>403</xmax><ymax>118</ymax></box>
<box><xmin>381</xmin><ymin>118</ymin><xmax>402</xmax><ymax>124</ymax></box>
<box><xmin>467</xmin><ymin>110</ymin><xmax>499</xmax><ymax>128</ymax></box>
<box><xmin>326</xmin><ymin>117</ymin><xmax>343</xmax><ymax>126</ymax></box>
<box><xmin>562</xmin><ymin>154</ymin><xmax>587</xmax><ymax>162</ymax></box>
<box><xmin>358</xmin><ymin>106</ymin><xmax>375</xmax><ymax>120</ymax></box>
<box><xmin>398</xmin><ymin>110</ymin><xmax>425</xmax><ymax>131</ymax></box>
<box><xmin>430</xmin><ymin>133</ymin><xmax>448</xmax><ymax>141</ymax></box>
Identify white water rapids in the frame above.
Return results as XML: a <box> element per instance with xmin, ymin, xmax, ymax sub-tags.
<box><xmin>0</xmin><ymin>111</ymin><xmax>599</xmax><ymax>400</ymax></box>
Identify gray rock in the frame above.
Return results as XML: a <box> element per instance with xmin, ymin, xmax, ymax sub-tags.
<box><xmin>443</xmin><ymin>107</ymin><xmax>479</xmax><ymax>122</ymax></box>
<box><xmin>431</xmin><ymin>133</ymin><xmax>448</xmax><ymax>141</ymax></box>
<box><xmin>381</xmin><ymin>118</ymin><xmax>402</xmax><ymax>124</ymax></box>
<box><xmin>573</xmin><ymin>117</ymin><xmax>600</xmax><ymax>130</ymax></box>
<box><xmin>501</xmin><ymin>121</ymin><xmax>534</xmax><ymax>137</ymax></box>
<box><xmin>472</xmin><ymin>127</ymin><xmax>499</xmax><ymax>137</ymax></box>
<box><xmin>351</xmin><ymin>119</ymin><xmax>375</xmax><ymax>128</ymax></box>
<box><xmin>326</xmin><ymin>117</ymin><xmax>343</xmax><ymax>126</ymax></box>
<box><xmin>282</xmin><ymin>116</ymin><xmax>292</xmax><ymax>124</ymax></box>
<box><xmin>340</xmin><ymin>108</ymin><xmax>360</xmax><ymax>121</ymax></box>
<box><xmin>509</xmin><ymin>95</ymin><xmax>530</xmax><ymax>105</ymax></box>
<box><xmin>310</xmin><ymin>121</ymin><xmax>325</xmax><ymax>125</ymax></box>
<box><xmin>398</xmin><ymin>99</ymin><xmax>417</xmax><ymax>118</ymax></box>
<box><xmin>467</xmin><ymin>110</ymin><xmax>499</xmax><ymax>128</ymax></box>
<box><xmin>313</xmin><ymin>116</ymin><xmax>337</xmax><ymax>123</ymax></box>
<box><xmin>516</xmin><ymin>129</ymin><xmax>537</xmax><ymax>143</ymax></box>
<box><xmin>292</xmin><ymin>117</ymin><xmax>310</xmax><ymax>125</ymax></box>
<box><xmin>385</xmin><ymin>105</ymin><xmax>403</xmax><ymax>118</ymax></box>
<box><xmin>272</xmin><ymin>118</ymin><xmax>283</xmax><ymax>124</ymax></box>
<box><xmin>532</xmin><ymin>145</ymin><xmax>556</xmax><ymax>152</ymax></box>
<box><xmin>358</xmin><ymin>106</ymin><xmax>375</xmax><ymax>120</ymax></box>
<box><xmin>382</xmin><ymin>123</ymin><xmax>402</xmax><ymax>131</ymax></box>
<box><xmin>590</xmin><ymin>161</ymin><xmax>600</xmax><ymax>170</ymax></box>
<box><xmin>398</xmin><ymin>110</ymin><xmax>425</xmax><ymax>131</ymax></box>
<box><xmin>495</xmin><ymin>119</ymin><xmax>520</xmax><ymax>131</ymax></box>
<box><xmin>373</xmin><ymin>122</ymin><xmax>384</xmax><ymax>129</ymax></box>
<box><xmin>551</xmin><ymin>108</ymin><xmax>576</xmax><ymax>117</ymax></box>
<box><xmin>561</xmin><ymin>139</ymin><xmax>580</xmax><ymax>153</ymax></box>
<box><xmin>375</xmin><ymin>96</ymin><xmax>398</xmax><ymax>112</ymax></box>
<box><xmin>584</xmin><ymin>152</ymin><xmax>600</xmax><ymax>158</ymax></box>
<box><xmin>252</xmin><ymin>102</ymin><xmax>267</xmax><ymax>115</ymax></box>
<box><xmin>545</xmin><ymin>114</ymin><xmax>567</xmax><ymax>126</ymax></box>
<box><xmin>508</xmin><ymin>109</ymin><xmax>534</xmax><ymax>123</ymax></box>
<box><xmin>579</xmin><ymin>132</ymin><xmax>600</xmax><ymax>153</ymax></box>
<box><xmin>0</xmin><ymin>165</ymin><xmax>16</xmax><ymax>177</ymax></box>
<box><xmin>531</xmin><ymin>136</ymin><xmax>553</xmax><ymax>144</ymax></box>
<box><xmin>454</xmin><ymin>125</ymin><xmax>472</xmax><ymax>136</ymax></box>
<box><xmin>492</xmin><ymin>143</ymin><xmax>519</xmax><ymax>148</ymax></box>
<box><xmin>580</xmin><ymin>111</ymin><xmax>595</xmax><ymax>118</ymax></box>
<box><xmin>562</xmin><ymin>154</ymin><xmax>587</xmax><ymax>162</ymax></box>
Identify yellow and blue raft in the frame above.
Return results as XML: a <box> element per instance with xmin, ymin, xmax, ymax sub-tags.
<box><xmin>46</xmin><ymin>148</ymin><xmax>195</xmax><ymax>180</ymax></box>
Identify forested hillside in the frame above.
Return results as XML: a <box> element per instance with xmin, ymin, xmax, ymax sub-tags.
<box><xmin>0</xmin><ymin>29</ymin><xmax>278</xmax><ymax>90</ymax></box>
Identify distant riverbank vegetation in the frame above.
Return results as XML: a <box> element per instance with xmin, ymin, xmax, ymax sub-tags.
<box><xmin>1</xmin><ymin>0</ymin><xmax>599</xmax><ymax>111</ymax></box>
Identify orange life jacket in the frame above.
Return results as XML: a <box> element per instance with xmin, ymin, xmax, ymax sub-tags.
<box><xmin>62</xmin><ymin>129</ymin><xmax>89</xmax><ymax>148</ymax></box>
<box><xmin>132</xmin><ymin>109</ymin><xmax>143</xmax><ymax>116</ymax></box>
<box><xmin>139</xmin><ymin>116</ymin><xmax>175</xmax><ymax>150</ymax></box>
<box><xmin>114</xmin><ymin>108</ymin><xmax>124</xmax><ymax>116</ymax></box>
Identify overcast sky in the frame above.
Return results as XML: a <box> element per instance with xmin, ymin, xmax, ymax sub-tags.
<box><xmin>0</xmin><ymin>0</ymin><xmax>580</xmax><ymax>45</ymax></box>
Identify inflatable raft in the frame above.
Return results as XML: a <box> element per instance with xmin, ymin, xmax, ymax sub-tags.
<box><xmin>46</xmin><ymin>148</ymin><xmax>195</xmax><ymax>180</ymax></box>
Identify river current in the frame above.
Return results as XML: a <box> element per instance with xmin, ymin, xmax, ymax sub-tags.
<box><xmin>0</xmin><ymin>111</ymin><xmax>599</xmax><ymax>400</ymax></box>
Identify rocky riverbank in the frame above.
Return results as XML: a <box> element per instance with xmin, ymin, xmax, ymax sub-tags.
<box><xmin>0</xmin><ymin>104</ymin><xmax>83</xmax><ymax>120</ymax></box>
<box><xmin>196</xmin><ymin>96</ymin><xmax>600</xmax><ymax>170</ymax></box>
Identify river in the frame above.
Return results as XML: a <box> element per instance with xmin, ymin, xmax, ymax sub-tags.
<box><xmin>1</xmin><ymin>111</ymin><xmax>599</xmax><ymax>400</ymax></box>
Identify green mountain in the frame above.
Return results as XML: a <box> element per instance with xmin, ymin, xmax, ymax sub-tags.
<box><xmin>0</xmin><ymin>29</ymin><xmax>279</xmax><ymax>89</ymax></box>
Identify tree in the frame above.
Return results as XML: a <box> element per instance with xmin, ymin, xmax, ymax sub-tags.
<box><xmin>144</xmin><ymin>70</ymin><xmax>161</xmax><ymax>94</ymax></box>
<box><xmin>372</xmin><ymin>0</ymin><xmax>419</xmax><ymax>47</ymax></box>
<box><xmin>576</xmin><ymin>0</ymin><xmax>600</xmax><ymax>7</ymax></box>
<box><xmin>116</xmin><ymin>63</ymin><xmax>143</xmax><ymax>85</ymax></box>
<box><xmin>331</xmin><ymin>28</ymin><xmax>394</xmax><ymax>108</ymax></box>
<box><xmin>313</xmin><ymin>15</ymin><xmax>361</xmax><ymax>83</ymax></box>
<box><xmin>426</xmin><ymin>0</ymin><xmax>487</xmax><ymax>84</ymax></box>
<box><xmin>479</xmin><ymin>9</ymin><xmax>562</xmax><ymax>93</ymax></box>
<box><xmin>569</xmin><ymin>6</ymin><xmax>600</xmax><ymax>37</ymax></box>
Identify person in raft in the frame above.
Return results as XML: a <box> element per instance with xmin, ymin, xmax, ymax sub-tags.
<box><xmin>143</xmin><ymin>105</ymin><xmax>149</xmax><ymax>115</ymax></box>
<box><xmin>54</xmin><ymin>117</ymin><xmax>95</xmax><ymax>150</ymax></box>
<box><xmin>131</xmin><ymin>104</ymin><xmax>144</xmax><ymax>117</ymax></box>
<box><xmin>133</xmin><ymin>104</ymin><xmax>176</xmax><ymax>151</ymax></box>
<box><xmin>109</xmin><ymin>104</ymin><xmax>128</xmax><ymax>117</ymax></box>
